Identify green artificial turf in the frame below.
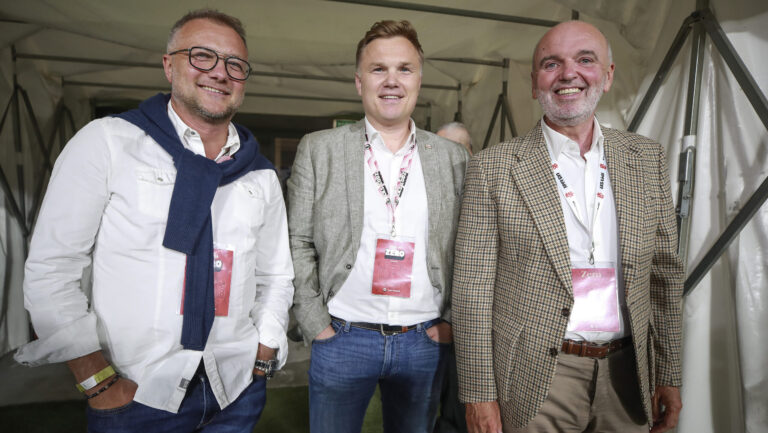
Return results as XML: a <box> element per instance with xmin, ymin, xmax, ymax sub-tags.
<box><xmin>0</xmin><ymin>386</ymin><xmax>385</xmax><ymax>433</ymax></box>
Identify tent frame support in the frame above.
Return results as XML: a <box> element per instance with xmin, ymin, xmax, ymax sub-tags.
<box><xmin>0</xmin><ymin>47</ymin><xmax>78</xmax><ymax>248</ymax></box>
<box><xmin>482</xmin><ymin>58</ymin><xmax>517</xmax><ymax>149</ymax></box>
<box><xmin>626</xmin><ymin>7</ymin><xmax>768</xmax><ymax>296</ymax></box>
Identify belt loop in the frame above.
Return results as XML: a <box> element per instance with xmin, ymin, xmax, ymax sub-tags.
<box><xmin>378</xmin><ymin>324</ymin><xmax>386</xmax><ymax>336</ymax></box>
<box><xmin>343</xmin><ymin>320</ymin><xmax>351</xmax><ymax>332</ymax></box>
<box><xmin>579</xmin><ymin>341</ymin><xmax>587</xmax><ymax>357</ymax></box>
<box><xmin>416</xmin><ymin>322</ymin><xmax>424</xmax><ymax>332</ymax></box>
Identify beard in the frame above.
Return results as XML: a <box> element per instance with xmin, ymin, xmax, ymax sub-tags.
<box><xmin>172</xmin><ymin>86</ymin><xmax>241</xmax><ymax>124</ymax></box>
<box><xmin>537</xmin><ymin>75</ymin><xmax>606</xmax><ymax>127</ymax></box>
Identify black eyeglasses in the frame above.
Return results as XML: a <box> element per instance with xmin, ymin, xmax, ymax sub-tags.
<box><xmin>168</xmin><ymin>46</ymin><xmax>251</xmax><ymax>81</ymax></box>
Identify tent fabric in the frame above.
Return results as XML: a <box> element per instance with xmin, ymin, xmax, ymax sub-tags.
<box><xmin>0</xmin><ymin>1</ymin><xmax>766</xmax><ymax>431</ymax></box>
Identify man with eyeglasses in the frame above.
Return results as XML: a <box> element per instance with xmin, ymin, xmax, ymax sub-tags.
<box><xmin>14</xmin><ymin>9</ymin><xmax>294</xmax><ymax>432</ymax></box>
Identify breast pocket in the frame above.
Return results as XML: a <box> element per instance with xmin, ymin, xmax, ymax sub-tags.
<box><xmin>136</xmin><ymin>167</ymin><xmax>176</xmax><ymax>219</ymax></box>
<box><xmin>229</xmin><ymin>181</ymin><xmax>266</xmax><ymax>232</ymax></box>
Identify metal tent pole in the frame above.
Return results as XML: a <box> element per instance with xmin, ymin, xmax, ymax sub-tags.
<box><xmin>676</xmin><ymin>4</ymin><xmax>707</xmax><ymax>270</ymax></box>
<box><xmin>683</xmin><ymin>7</ymin><xmax>768</xmax><ymax>295</ymax></box>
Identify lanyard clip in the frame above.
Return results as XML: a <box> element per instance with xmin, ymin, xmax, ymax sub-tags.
<box><xmin>588</xmin><ymin>242</ymin><xmax>595</xmax><ymax>265</ymax></box>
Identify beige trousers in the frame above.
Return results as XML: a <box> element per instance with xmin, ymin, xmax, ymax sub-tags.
<box><xmin>504</xmin><ymin>347</ymin><xmax>648</xmax><ymax>433</ymax></box>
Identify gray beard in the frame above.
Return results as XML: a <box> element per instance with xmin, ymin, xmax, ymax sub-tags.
<box><xmin>537</xmin><ymin>80</ymin><xmax>605</xmax><ymax>127</ymax></box>
<box><xmin>175</xmin><ymin>91</ymin><xmax>237</xmax><ymax>124</ymax></box>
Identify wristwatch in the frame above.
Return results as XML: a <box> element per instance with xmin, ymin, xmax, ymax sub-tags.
<box><xmin>254</xmin><ymin>359</ymin><xmax>277</xmax><ymax>379</ymax></box>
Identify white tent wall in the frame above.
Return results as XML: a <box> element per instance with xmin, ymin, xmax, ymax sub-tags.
<box><xmin>0</xmin><ymin>1</ymin><xmax>766</xmax><ymax>431</ymax></box>
<box><xmin>630</xmin><ymin>0</ymin><xmax>768</xmax><ymax>431</ymax></box>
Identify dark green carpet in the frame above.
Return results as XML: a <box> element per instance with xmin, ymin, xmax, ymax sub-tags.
<box><xmin>0</xmin><ymin>386</ymin><xmax>384</xmax><ymax>432</ymax></box>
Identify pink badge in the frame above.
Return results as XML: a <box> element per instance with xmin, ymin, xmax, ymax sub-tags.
<box><xmin>372</xmin><ymin>238</ymin><xmax>415</xmax><ymax>298</ymax></box>
<box><xmin>569</xmin><ymin>267</ymin><xmax>620</xmax><ymax>332</ymax></box>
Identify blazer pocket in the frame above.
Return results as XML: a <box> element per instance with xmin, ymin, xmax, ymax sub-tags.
<box><xmin>493</xmin><ymin>327</ymin><xmax>523</xmax><ymax>401</ymax></box>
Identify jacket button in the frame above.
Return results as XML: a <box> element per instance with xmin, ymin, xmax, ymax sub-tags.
<box><xmin>345</xmin><ymin>264</ymin><xmax>352</xmax><ymax>270</ymax></box>
<box><xmin>550</xmin><ymin>347</ymin><xmax>559</xmax><ymax>357</ymax></box>
<box><xmin>561</xmin><ymin>307</ymin><xmax>570</xmax><ymax>317</ymax></box>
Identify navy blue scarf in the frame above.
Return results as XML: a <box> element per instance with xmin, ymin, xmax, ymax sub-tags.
<box><xmin>115</xmin><ymin>93</ymin><xmax>273</xmax><ymax>350</ymax></box>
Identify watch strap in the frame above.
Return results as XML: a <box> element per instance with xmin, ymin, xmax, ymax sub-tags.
<box><xmin>254</xmin><ymin>359</ymin><xmax>277</xmax><ymax>379</ymax></box>
<box><xmin>76</xmin><ymin>365</ymin><xmax>116</xmax><ymax>392</ymax></box>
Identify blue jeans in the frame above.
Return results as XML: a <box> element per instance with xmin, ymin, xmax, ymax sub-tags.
<box><xmin>86</xmin><ymin>367</ymin><xmax>267</xmax><ymax>433</ymax></box>
<box><xmin>309</xmin><ymin>318</ymin><xmax>449</xmax><ymax>433</ymax></box>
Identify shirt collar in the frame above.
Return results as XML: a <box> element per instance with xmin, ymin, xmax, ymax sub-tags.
<box><xmin>167</xmin><ymin>101</ymin><xmax>240</xmax><ymax>159</ymax></box>
<box><xmin>364</xmin><ymin>117</ymin><xmax>416</xmax><ymax>155</ymax></box>
<box><xmin>541</xmin><ymin>116</ymin><xmax>604</xmax><ymax>160</ymax></box>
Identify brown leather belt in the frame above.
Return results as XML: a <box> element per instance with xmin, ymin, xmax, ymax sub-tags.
<box><xmin>331</xmin><ymin>316</ymin><xmax>417</xmax><ymax>336</ymax></box>
<box><xmin>561</xmin><ymin>337</ymin><xmax>632</xmax><ymax>358</ymax></box>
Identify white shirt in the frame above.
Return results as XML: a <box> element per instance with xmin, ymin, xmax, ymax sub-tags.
<box><xmin>327</xmin><ymin>118</ymin><xmax>441</xmax><ymax>326</ymax></box>
<box><xmin>15</xmin><ymin>104</ymin><xmax>295</xmax><ymax>413</ymax></box>
<box><xmin>541</xmin><ymin>118</ymin><xmax>629</xmax><ymax>342</ymax></box>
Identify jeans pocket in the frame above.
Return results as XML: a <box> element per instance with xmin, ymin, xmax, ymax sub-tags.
<box><xmin>421</xmin><ymin>327</ymin><xmax>451</xmax><ymax>347</ymax></box>
<box><xmin>87</xmin><ymin>399</ymin><xmax>136</xmax><ymax>416</ymax></box>
<box><xmin>312</xmin><ymin>321</ymin><xmax>344</xmax><ymax>345</ymax></box>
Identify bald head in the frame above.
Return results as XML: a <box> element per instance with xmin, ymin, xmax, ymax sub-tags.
<box><xmin>437</xmin><ymin>122</ymin><xmax>472</xmax><ymax>155</ymax></box>
<box><xmin>532</xmin><ymin>21</ymin><xmax>612</xmax><ymax>73</ymax></box>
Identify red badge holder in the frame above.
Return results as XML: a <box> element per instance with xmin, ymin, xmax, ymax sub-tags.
<box><xmin>371</xmin><ymin>237</ymin><xmax>415</xmax><ymax>298</ymax></box>
<box><xmin>181</xmin><ymin>247</ymin><xmax>233</xmax><ymax>316</ymax></box>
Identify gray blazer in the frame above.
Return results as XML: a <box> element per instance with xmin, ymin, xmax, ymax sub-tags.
<box><xmin>288</xmin><ymin>120</ymin><xmax>469</xmax><ymax>342</ymax></box>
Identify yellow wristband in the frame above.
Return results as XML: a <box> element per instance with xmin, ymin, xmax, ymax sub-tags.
<box><xmin>76</xmin><ymin>365</ymin><xmax>116</xmax><ymax>392</ymax></box>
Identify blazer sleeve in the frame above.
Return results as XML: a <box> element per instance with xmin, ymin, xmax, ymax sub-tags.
<box><xmin>452</xmin><ymin>154</ymin><xmax>500</xmax><ymax>403</ymax></box>
<box><xmin>649</xmin><ymin>144</ymin><xmax>684</xmax><ymax>387</ymax></box>
<box><xmin>287</xmin><ymin>133</ymin><xmax>331</xmax><ymax>342</ymax></box>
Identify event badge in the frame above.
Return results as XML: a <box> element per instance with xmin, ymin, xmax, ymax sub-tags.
<box><xmin>181</xmin><ymin>247</ymin><xmax>233</xmax><ymax>316</ymax></box>
<box><xmin>568</xmin><ymin>262</ymin><xmax>620</xmax><ymax>332</ymax></box>
<box><xmin>371</xmin><ymin>237</ymin><xmax>415</xmax><ymax>298</ymax></box>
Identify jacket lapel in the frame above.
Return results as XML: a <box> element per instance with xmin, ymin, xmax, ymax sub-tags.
<box><xmin>345</xmin><ymin>121</ymin><xmax>366</xmax><ymax>251</ymax></box>
<box><xmin>511</xmin><ymin>124</ymin><xmax>573</xmax><ymax>295</ymax></box>
<box><xmin>416</xmin><ymin>129</ymin><xmax>441</xmax><ymax>245</ymax></box>
<box><xmin>603</xmin><ymin>128</ymin><xmax>644</xmax><ymax>293</ymax></box>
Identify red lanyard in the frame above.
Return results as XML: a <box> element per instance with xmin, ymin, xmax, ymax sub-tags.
<box><xmin>551</xmin><ymin>149</ymin><xmax>608</xmax><ymax>265</ymax></box>
<box><xmin>364</xmin><ymin>133</ymin><xmax>417</xmax><ymax>238</ymax></box>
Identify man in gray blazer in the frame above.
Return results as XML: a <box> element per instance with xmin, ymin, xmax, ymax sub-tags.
<box><xmin>288</xmin><ymin>20</ymin><xmax>469</xmax><ymax>433</ymax></box>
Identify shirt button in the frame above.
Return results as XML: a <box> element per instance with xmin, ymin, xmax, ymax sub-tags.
<box><xmin>561</xmin><ymin>307</ymin><xmax>570</xmax><ymax>317</ymax></box>
<box><xmin>550</xmin><ymin>347</ymin><xmax>559</xmax><ymax>357</ymax></box>
<box><xmin>345</xmin><ymin>264</ymin><xmax>352</xmax><ymax>270</ymax></box>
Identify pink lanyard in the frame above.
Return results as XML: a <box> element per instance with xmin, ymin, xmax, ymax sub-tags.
<box><xmin>551</xmin><ymin>150</ymin><xmax>608</xmax><ymax>265</ymax></box>
<box><xmin>364</xmin><ymin>133</ymin><xmax>417</xmax><ymax>238</ymax></box>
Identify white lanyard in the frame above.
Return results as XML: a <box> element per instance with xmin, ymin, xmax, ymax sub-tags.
<box><xmin>364</xmin><ymin>133</ymin><xmax>417</xmax><ymax>238</ymax></box>
<box><xmin>551</xmin><ymin>148</ymin><xmax>608</xmax><ymax>265</ymax></box>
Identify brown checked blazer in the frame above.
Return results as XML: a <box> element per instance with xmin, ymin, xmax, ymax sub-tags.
<box><xmin>452</xmin><ymin>122</ymin><xmax>684</xmax><ymax>428</ymax></box>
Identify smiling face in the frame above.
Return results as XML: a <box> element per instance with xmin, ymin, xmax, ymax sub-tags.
<box><xmin>532</xmin><ymin>21</ymin><xmax>614</xmax><ymax>129</ymax></box>
<box><xmin>355</xmin><ymin>36</ymin><xmax>422</xmax><ymax>132</ymax></box>
<box><xmin>163</xmin><ymin>18</ymin><xmax>247</xmax><ymax>126</ymax></box>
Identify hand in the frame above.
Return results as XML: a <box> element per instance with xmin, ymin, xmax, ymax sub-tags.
<box><xmin>87</xmin><ymin>376</ymin><xmax>137</xmax><ymax>410</ymax></box>
<box><xmin>426</xmin><ymin>321</ymin><xmax>453</xmax><ymax>344</ymax></box>
<box><xmin>465</xmin><ymin>401</ymin><xmax>503</xmax><ymax>433</ymax></box>
<box><xmin>650</xmin><ymin>386</ymin><xmax>682</xmax><ymax>433</ymax></box>
<box><xmin>314</xmin><ymin>324</ymin><xmax>336</xmax><ymax>341</ymax></box>
<box><xmin>253</xmin><ymin>343</ymin><xmax>277</xmax><ymax>376</ymax></box>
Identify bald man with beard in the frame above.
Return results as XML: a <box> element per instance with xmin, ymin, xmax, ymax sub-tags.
<box><xmin>452</xmin><ymin>21</ymin><xmax>684</xmax><ymax>433</ymax></box>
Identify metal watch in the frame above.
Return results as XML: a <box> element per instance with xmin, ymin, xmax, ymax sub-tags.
<box><xmin>254</xmin><ymin>359</ymin><xmax>277</xmax><ymax>379</ymax></box>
